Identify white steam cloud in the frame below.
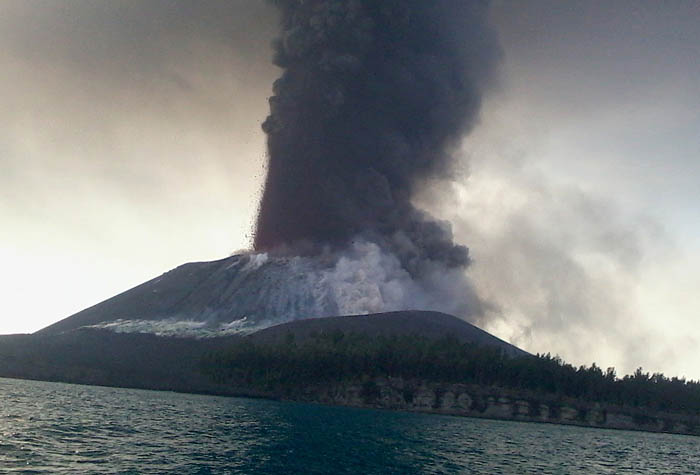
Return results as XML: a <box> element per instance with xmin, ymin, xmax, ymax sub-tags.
<box><xmin>88</xmin><ymin>239</ymin><xmax>481</xmax><ymax>337</ymax></box>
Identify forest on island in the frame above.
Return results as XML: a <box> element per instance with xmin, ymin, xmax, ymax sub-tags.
<box><xmin>201</xmin><ymin>331</ymin><xmax>700</xmax><ymax>415</ymax></box>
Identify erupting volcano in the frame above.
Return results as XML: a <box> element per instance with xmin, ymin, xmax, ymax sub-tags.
<box><xmin>40</xmin><ymin>0</ymin><xmax>501</xmax><ymax>337</ymax></box>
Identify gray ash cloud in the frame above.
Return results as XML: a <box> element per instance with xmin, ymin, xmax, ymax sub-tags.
<box><xmin>254</xmin><ymin>0</ymin><xmax>500</xmax><ymax>276</ymax></box>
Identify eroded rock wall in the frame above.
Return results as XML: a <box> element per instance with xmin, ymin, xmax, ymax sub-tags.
<box><xmin>283</xmin><ymin>377</ymin><xmax>700</xmax><ymax>436</ymax></box>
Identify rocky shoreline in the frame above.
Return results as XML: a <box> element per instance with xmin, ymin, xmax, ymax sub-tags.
<box><xmin>2</xmin><ymin>369</ymin><xmax>697</xmax><ymax>437</ymax></box>
<box><xmin>3</xmin><ymin>326</ymin><xmax>698</xmax><ymax>437</ymax></box>
<box><xmin>264</xmin><ymin>377</ymin><xmax>700</xmax><ymax>437</ymax></box>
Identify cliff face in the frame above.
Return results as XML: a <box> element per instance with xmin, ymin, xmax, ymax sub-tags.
<box><xmin>271</xmin><ymin>377</ymin><xmax>700</xmax><ymax>436</ymax></box>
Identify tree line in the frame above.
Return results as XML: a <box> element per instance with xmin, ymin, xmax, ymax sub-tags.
<box><xmin>200</xmin><ymin>331</ymin><xmax>700</xmax><ymax>414</ymax></box>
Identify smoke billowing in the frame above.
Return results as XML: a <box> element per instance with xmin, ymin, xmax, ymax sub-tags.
<box><xmin>255</xmin><ymin>0</ymin><xmax>499</xmax><ymax>278</ymax></box>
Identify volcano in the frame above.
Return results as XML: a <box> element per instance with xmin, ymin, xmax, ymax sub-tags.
<box><xmin>38</xmin><ymin>247</ymin><xmax>444</xmax><ymax>338</ymax></box>
<box><xmin>36</xmin><ymin>251</ymin><xmax>524</xmax><ymax>358</ymax></box>
<box><xmin>0</xmin><ymin>253</ymin><xmax>525</xmax><ymax>393</ymax></box>
<box><xmin>32</xmin><ymin>0</ymin><xmax>503</xmax><ymax>356</ymax></box>
<box><xmin>1</xmin><ymin>0</ymin><xmax>525</xmax><ymax>394</ymax></box>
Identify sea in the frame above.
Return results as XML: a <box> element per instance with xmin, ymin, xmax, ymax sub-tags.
<box><xmin>1</xmin><ymin>378</ymin><xmax>698</xmax><ymax>474</ymax></box>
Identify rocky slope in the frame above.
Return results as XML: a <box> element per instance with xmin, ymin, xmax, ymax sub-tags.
<box><xmin>37</xmin><ymin>253</ymin><xmax>332</xmax><ymax>336</ymax></box>
<box><xmin>37</xmin><ymin>248</ymin><xmax>482</xmax><ymax>338</ymax></box>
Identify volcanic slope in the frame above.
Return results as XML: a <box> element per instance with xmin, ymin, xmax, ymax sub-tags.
<box><xmin>38</xmin><ymin>253</ymin><xmax>344</xmax><ymax>336</ymax></box>
<box><xmin>250</xmin><ymin>311</ymin><xmax>527</xmax><ymax>357</ymax></box>
<box><xmin>36</xmin><ymin>250</ymin><xmax>483</xmax><ymax>338</ymax></box>
<box><xmin>34</xmin><ymin>255</ymin><xmax>525</xmax><ymax>356</ymax></box>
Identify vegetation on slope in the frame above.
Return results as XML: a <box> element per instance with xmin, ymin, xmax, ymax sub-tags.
<box><xmin>202</xmin><ymin>330</ymin><xmax>700</xmax><ymax>415</ymax></box>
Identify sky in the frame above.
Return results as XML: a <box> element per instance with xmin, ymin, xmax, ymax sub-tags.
<box><xmin>1</xmin><ymin>1</ymin><xmax>698</xmax><ymax>378</ymax></box>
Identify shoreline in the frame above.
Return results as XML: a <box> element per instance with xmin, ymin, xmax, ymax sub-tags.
<box><xmin>256</xmin><ymin>377</ymin><xmax>700</xmax><ymax>437</ymax></box>
<box><xmin>3</xmin><ymin>374</ymin><xmax>698</xmax><ymax>438</ymax></box>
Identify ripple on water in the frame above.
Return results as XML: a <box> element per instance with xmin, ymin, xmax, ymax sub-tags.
<box><xmin>1</xmin><ymin>378</ymin><xmax>699</xmax><ymax>473</ymax></box>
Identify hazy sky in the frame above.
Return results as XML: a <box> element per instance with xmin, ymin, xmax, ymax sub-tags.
<box><xmin>2</xmin><ymin>1</ymin><xmax>698</xmax><ymax>378</ymax></box>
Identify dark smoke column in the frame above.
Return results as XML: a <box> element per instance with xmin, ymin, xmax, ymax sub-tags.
<box><xmin>255</xmin><ymin>0</ymin><xmax>499</xmax><ymax>275</ymax></box>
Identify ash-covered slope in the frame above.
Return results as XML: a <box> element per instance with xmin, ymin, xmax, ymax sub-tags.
<box><xmin>38</xmin><ymin>243</ymin><xmax>482</xmax><ymax>337</ymax></box>
<box><xmin>38</xmin><ymin>253</ymin><xmax>333</xmax><ymax>336</ymax></box>
<box><xmin>250</xmin><ymin>311</ymin><xmax>527</xmax><ymax>357</ymax></box>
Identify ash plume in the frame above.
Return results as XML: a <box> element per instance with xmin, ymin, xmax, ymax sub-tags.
<box><xmin>255</xmin><ymin>0</ymin><xmax>500</xmax><ymax>277</ymax></box>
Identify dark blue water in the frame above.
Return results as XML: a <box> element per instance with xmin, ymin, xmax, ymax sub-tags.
<box><xmin>1</xmin><ymin>378</ymin><xmax>698</xmax><ymax>473</ymax></box>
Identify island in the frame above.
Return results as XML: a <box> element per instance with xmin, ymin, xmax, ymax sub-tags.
<box><xmin>1</xmin><ymin>311</ymin><xmax>698</xmax><ymax>436</ymax></box>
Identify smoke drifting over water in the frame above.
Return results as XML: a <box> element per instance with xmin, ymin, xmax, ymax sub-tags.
<box><xmin>255</xmin><ymin>0</ymin><xmax>499</xmax><ymax>281</ymax></box>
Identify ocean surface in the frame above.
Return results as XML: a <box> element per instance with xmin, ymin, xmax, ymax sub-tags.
<box><xmin>1</xmin><ymin>378</ymin><xmax>698</xmax><ymax>474</ymax></box>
